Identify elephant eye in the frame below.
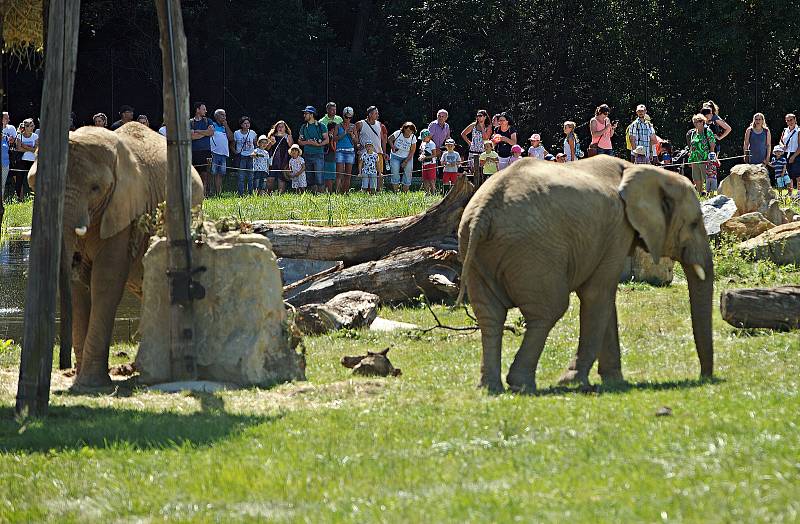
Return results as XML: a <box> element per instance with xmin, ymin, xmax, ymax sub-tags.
<box><xmin>91</xmin><ymin>184</ymin><xmax>100</xmax><ymax>193</ymax></box>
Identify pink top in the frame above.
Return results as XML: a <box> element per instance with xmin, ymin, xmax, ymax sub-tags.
<box><xmin>591</xmin><ymin>117</ymin><xmax>613</xmax><ymax>150</ymax></box>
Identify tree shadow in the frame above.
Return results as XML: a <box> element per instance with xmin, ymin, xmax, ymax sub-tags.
<box><xmin>533</xmin><ymin>376</ymin><xmax>724</xmax><ymax>397</ymax></box>
<box><xmin>0</xmin><ymin>393</ymin><xmax>280</xmax><ymax>453</ymax></box>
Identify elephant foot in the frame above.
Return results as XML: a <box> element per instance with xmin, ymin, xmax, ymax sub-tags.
<box><xmin>506</xmin><ymin>373</ymin><xmax>536</xmax><ymax>395</ymax></box>
<box><xmin>556</xmin><ymin>369</ymin><xmax>580</xmax><ymax>385</ymax></box>
<box><xmin>72</xmin><ymin>370</ymin><xmax>113</xmax><ymax>392</ymax></box>
<box><xmin>478</xmin><ymin>377</ymin><xmax>505</xmax><ymax>395</ymax></box>
<box><xmin>600</xmin><ymin>370</ymin><xmax>626</xmax><ymax>385</ymax></box>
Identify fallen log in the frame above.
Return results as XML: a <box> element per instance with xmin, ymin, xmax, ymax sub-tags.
<box><xmin>285</xmin><ymin>246</ymin><xmax>461</xmax><ymax>307</ymax></box>
<box><xmin>720</xmin><ymin>286</ymin><xmax>800</xmax><ymax>330</ymax></box>
<box><xmin>253</xmin><ymin>177</ymin><xmax>473</xmax><ymax>265</ymax></box>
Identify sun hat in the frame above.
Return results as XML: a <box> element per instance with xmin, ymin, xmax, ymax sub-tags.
<box><xmin>636</xmin><ymin>104</ymin><xmax>647</xmax><ymax>112</ymax></box>
<box><xmin>302</xmin><ymin>105</ymin><xmax>316</xmax><ymax>114</ymax></box>
<box><xmin>483</xmin><ymin>140</ymin><xmax>494</xmax><ymax>147</ymax></box>
<box><xmin>363</xmin><ymin>139</ymin><xmax>374</xmax><ymax>146</ymax></box>
<box><xmin>511</xmin><ymin>144</ymin><xmax>523</xmax><ymax>154</ymax></box>
<box><xmin>633</xmin><ymin>145</ymin><xmax>646</xmax><ymax>155</ymax></box>
<box><xmin>257</xmin><ymin>134</ymin><xmax>268</xmax><ymax>142</ymax></box>
<box><xmin>343</xmin><ymin>106</ymin><xmax>354</xmax><ymax>117</ymax></box>
<box><xmin>289</xmin><ymin>144</ymin><xmax>301</xmax><ymax>152</ymax></box>
<box><xmin>444</xmin><ymin>138</ymin><xmax>456</xmax><ymax>145</ymax></box>
<box><xmin>773</xmin><ymin>144</ymin><xmax>784</xmax><ymax>153</ymax></box>
<box><xmin>420</xmin><ymin>129</ymin><xmax>431</xmax><ymax>139</ymax></box>
<box><xmin>529</xmin><ymin>134</ymin><xmax>541</xmax><ymax>141</ymax></box>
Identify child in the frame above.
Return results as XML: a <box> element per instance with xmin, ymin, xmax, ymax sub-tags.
<box><xmin>555</xmin><ymin>153</ymin><xmax>567</xmax><ymax>163</ymax></box>
<box><xmin>359</xmin><ymin>140</ymin><xmax>379</xmax><ymax>194</ymax></box>
<box><xmin>480</xmin><ymin>140</ymin><xmax>500</xmax><ymax>176</ymax></box>
<box><xmin>705</xmin><ymin>151</ymin><xmax>721</xmax><ymax>196</ymax></box>
<box><xmin>508</xmin><ymin>144</ymin><xmax>523</xmax><ymax>165</ymax></box>
<box><xmin>288</xmin><ymin>144</ymin><xmax>307</xmax><ymax>192</ymax></box>
<box><xmin>633</xmin><ymin>145</ymin><xmax>648</xmax><ymax>164</ymax></box>
<box><xmin>771</xmin><ymin>145</ymin><xmax>790</xmax><ymax>197</ymax></box>
<box><xmin>528</xmin><ymin>133</ymin><xmax>549</xmax><ymax>160</ymax></box>
<box><xmin>323</xmin><ymin>122</ymin><xmax>338</xmax><ymax>193</ymax></box>
<box><xmin>659</xmin><ymin>141</ymin><xmax>673</xmax><ymax>166</ymax></box>
<box><xmin>418</xmin><ymin>129</ymin><xmax>437</xmax><ymax>194</ymax></box>
<box><xmin>563</xmin><ymin>121</ymin><xmax>582</xmax><ymax>161</ymax></box>
<box><xmin>441</xmin><ymin>138</ymin><xmax>461</xmax><ymax>188</ymax></box>
<box><xmin>252</xmin><ymin>135</ymin><xmax>271</xmax><ymax>195</ymax></box>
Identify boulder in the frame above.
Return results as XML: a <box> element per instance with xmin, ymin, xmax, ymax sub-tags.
<box><xmin>739</xmin><ymin>222</ymin><xmax>800</xmax><ymax>266</ymax></box>
<box><xmin>720</xmin><ymin>212</ymin><xmax>776</xmax><ymax>240</ymax></box>
<box><xmin>701</xmin><ymin>195</ymin><xmax>738</xmax><ymax>236</ymax></box>
<box><xmin>294</xmin><ymin>291</ymin><xmax>380</xmax><ymax>335</ymax></box>
<box><xmin>136</xmin><ymin>223</ymin><xmax>305</xmax><ymax>387</ymax></box>
<box><xmin>719</xmin><ymin>164</ymin><xmax>786</xmax><ymax>225</ymax></box>
<box><xmin>620</xmin><ymin>246</ymin><xmax>674</xmax><ymax>286</ymax></box>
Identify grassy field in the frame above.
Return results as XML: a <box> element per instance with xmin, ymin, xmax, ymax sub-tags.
<box><xmin>0</xmin><ymin>236</ymin><xmax>798</xmax><ymax>522</ymax></box>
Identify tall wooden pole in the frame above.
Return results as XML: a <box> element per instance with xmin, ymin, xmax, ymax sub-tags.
<box><xmin>155</xmin><ymin>0</ymin><xmax>198</xmax><ymax>381</ymax></box>
<box><xmin>15</xmin><ymin>0</ymin><xmax>81</xmax><ymax>417</ymax></box>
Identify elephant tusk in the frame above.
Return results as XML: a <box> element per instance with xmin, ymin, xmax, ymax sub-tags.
<box><xmin>692</xmin><ymin>264</ymin><xmax>706</xmax><ymax>281</ymax></box>
<box><xmin>75</xmin><ymin>226</ymin><xmax>87</xmax><ymax>237</ymax></box>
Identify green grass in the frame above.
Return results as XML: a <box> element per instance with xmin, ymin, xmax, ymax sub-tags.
<box><xmin>1</xmin><ymin>246</ymin><xmax>799</xmax><ymax>522</ymax></box>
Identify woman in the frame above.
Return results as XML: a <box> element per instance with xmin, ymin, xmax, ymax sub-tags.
<box><xmin>461</xmin><ymin>109</ymin><xmax>492</xmax><ymax>164</ymax></box>
<box><xmin>687</xmin><ymin>114</ymin><xmax>716</xmax><ymax>194</ymax></box>
<box><xmin>137</xmin><ymin>114</ymin><xmax>151</xmax><ymax>129</ymax></box>
<box><xmin>743</xmin><ymin>113</ymin><xmax>771</xmax><ymax>167</ymax></box>
<box><xmin>233</xmin><ymin>116</ymin><xmax>257</xmax><ymax>196</ymax></box>
<box><xmin>388</xmin><ymin>121</ymin><xmax>418</xmax><ymax>192</ymax></box>
<box><xmin>267</xmin><ymin>120</ymin><xmax>293</xmax><ymax>194</ymax></box>
<box><xmin>700</xmin><ymin>100</ymin><xmax>731</xmax><ymax>153</ymax></box>
<box><xmin>13</xmin><ymin>118</ymin><xmax>38</xmax><ymax>200</ymax></box>
<box><xmin>93</xmin><ymin>113</ymin><xmax>107</xmax><ymax>127</ymax></box>
<box><xmin>492</xmin><ymin>112</ymin><xmax>517</xmax><ymax>170</ymax></box>
<box><xmin>334</xmin><ymin>107</ymin><xmax>357</xmax><ymax>193</ymax></box>
<box><xmin>589</xmin><ymin>104</ymin><xmax>617</xmax><ymax>155</ymax></box>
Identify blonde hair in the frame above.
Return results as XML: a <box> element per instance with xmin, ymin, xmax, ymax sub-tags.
<box><xmin>704</xmin><ymin>100</ymin><xmax>719</xmax><ymax>115</ymax></box>
<box><xmin>749</xmin><ymin>113</ymin><xmax>768</xmax><ymax>131</ymax></box>
<box><xmin>692</xmin><ymin>114</ymin><xmax>707</xmax><ymax>124</ymax></box>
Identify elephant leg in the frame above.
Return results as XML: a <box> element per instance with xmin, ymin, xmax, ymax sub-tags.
<box><xmin>597</xmin><ymin>305</ymin><xmax>625</xmax><ymax>384</ymax></box>
<box><xmin>74</xmin><ymin>233</ymin><xmax>130</xmax><ymax>389</ymax></box>
<box><xmin>506</xmin><ymin>320</ymin><xmax>553</xmax><ymax>394</ymax></box>
<box><xmin>469</xmin><ymin>274</ymin><xmax>508</xmax><ymax>394</ymax></box>
<box><xmin>71</xmin><ymin>281</ymin><xmax>91</xmax><ymax>373</ymax></box>
<box><xmin>570</xmin><ymin>281</ymin><xmax>616</xmax><ymax>389</ymax></box>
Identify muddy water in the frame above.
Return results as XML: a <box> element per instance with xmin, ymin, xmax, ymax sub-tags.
<box><xmin>0</xmin><ymin>240</ymin><xmax>140</xmax><ymax>343</ymax></box>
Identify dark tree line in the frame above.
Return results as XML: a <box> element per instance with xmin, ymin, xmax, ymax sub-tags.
<box><xmin>5</xmin><ymin>0</ymin><xmax>799</xmax><ymax>155</ymax></box>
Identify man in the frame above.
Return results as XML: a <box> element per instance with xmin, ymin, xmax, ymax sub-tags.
<box><xmin>190</xmin><ymin>102</ymin><xmax>215</xmax><ymax>195</ymax></box>
<box><xmin>355</xmin><ymin>106</ymin><xmax>388</xmax><ymax>190</ymax></box>
<box><xmin>110</xmin><ymin>105</ymin><xmax>134</xmax><ymax>130</ymax></box>
<box><xmin>319</xmin><ymin>101</ymin><xmax>343</xmax><ymax>127</ymax></box>
<box><xmin>210</xmin><ymin>108</ymin><xmax>234</xmax><ymax>196</ymax></box>
<box><xmin>627</xmin><ymin>104</ymin><xmax>657</xmax><ymax>163</ymax></box>
<box><xmin>298</xmin><ymin>105</ymin><xmax>329</xmax><ymax>193</ymax></box>
<box><xmin>779</xmin><ymin>113</ymin><xmax>799</xmax><ymax>199</ymax></box>
<box><xmin>427</xmin><ymin>109</ymin><xmax>451</xmax><ymax>155</ymax></box>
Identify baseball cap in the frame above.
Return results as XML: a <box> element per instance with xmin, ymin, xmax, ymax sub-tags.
<box><xmin>363</xmin><ymin>139</ymin><xmax>374</xmax><ymax>146</ymax></box>
<box><xmin>258</xmin><ymin>134</ymin><xmax>268</xmax><ymax>142</ymax></box>
<box><xmin>529</xmin><ymin>133</ymin><xmax>541</xmax><ymax>141</ymax></box>
<box><xmin>420</xmin><ymin>129</ymin><xmax>431</xmax><ymax>139</ymax></box>
<box><xmin>302</xmin><ymin>105</ymin><xmax>316</xmax><ymax>114</ymax></box>
<box><xmin>444</xmin><ymin>138</ymin><xmax>456</xmax><ymax>145</ymax></box>
<box><xmin>343</xmin><ymin>106</ymin><xmax>354</xmax><ymax>117</ymax></box>
<box><xmin>708</xmin><ymin>152</ymin><xmax>717</xmax><ymax>160</ymax></box>
<box><xmin>636</xmin><ymin>104</ymin><xmax>647</xmax><ymax>112</ymax></box>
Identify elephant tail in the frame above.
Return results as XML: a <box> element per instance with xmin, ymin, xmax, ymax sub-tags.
<box><xmin>456</xmin><ymin>213</ymin><xmax>487</xmax><ymax>306</ymax></box>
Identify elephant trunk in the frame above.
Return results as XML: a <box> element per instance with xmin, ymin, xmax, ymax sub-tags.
<box><xmin>681</xmin><ymin>246</ymin><xmax>714</xmax><ymax>378</ymax></box>
<box><xmin>58</xmin><ymin>237</ymin><xmax>73</xmax><ymax>370</ymax></box>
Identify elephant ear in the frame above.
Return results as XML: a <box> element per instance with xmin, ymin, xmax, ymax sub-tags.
<box><xmin>100</xmin><ymin>136</ymin><xmax>150</xmax><ymax>239</ymax></box>
<box><xmin>618</xmin><ymin>166</ymin><xmax>682</xmax><ymax>263</ymax></box>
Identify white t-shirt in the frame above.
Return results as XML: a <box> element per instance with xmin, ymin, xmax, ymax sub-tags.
<box><xmin>19</xmin><ymin>133</ymin><xmax>38</xmax><ymax>161</ymax></box>
<box><xmin>390</xmin><ymin>130</ymin><xmax>417</xmax><ymax>157</ymax></box>
<box><xmin>781</xmin><ymin>126</ymin><xmax>799</xmax><ymax>153</ymax></box>
<box><xmin>3</xmin><ymin>124</ymin><xmax>17</xmax><ymax>142</ymax></box>
<box><xmin>528</xmin><ymin>145</ymin><xmax>546</xmax><ymax>159</ymax></box>
<box><xmin>234</xmin><ymin>129</ymin><xmax>256</xmax><ymax>156</ymax></box>
<box><xmin>420</xmin><ymin>140</ymin><xmax>436</xmax><ymax>165</ymax></box>
<box><xmin>159</xmin><ymin>126</ymin><xmax>167</xmax><ymax>137</ymax></box>
<box><xmin>210</xmin><ymin>123</ymin><xmax>229</xmax><ymax>156</ymax></box>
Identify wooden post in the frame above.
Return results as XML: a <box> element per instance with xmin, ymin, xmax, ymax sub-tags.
<box><xmin>472</xmin><ymin>155</ymin><xmax>482</xmax><ymax>188</ymax></box>
<box><xmin>15</xmin><ymin>0</ymin><xmax>81</xmax><ymax>417</ymax></box>
<box><xmin>155</xmin><ymin>0</ymin><xmax>198</xmax><ymax>380</ymax></box>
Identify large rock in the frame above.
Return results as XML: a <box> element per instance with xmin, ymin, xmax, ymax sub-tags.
<box><xmin>701</xmin><ymin>195</ymin><xmax>738</xmax><ymax>236</ymax></box>
<box><xmin>720</xmin><ymin>212</ymin><xmax>776</xmax><ymax>240</ymax></box>
<box><xmin>782</xmin><ymin>207</ymin><xmax>800</xmax><ymax>223</ymax></box>
<box><xmin>620</xmin><ymin>246</ymin><xmax>674</xmax><ymax>286</ymax></box>
<box><xmin>739</xmin><ymin>222</ymin><xmax>800</xmax><ymax>266</ymax></box>
<box><xmin>136</xmin><ymin>224</ymin><xmax>305</xmax><ymax>386</ymax></box>
<box><xmin>294</xmin><ymin>291</ymin><xmax>380</xmax><ymax>335</ymax></box>
<box><xmin>719</xmin><ymin>164</ymin><xmax>786</xmax><ymax>225</ymax></box>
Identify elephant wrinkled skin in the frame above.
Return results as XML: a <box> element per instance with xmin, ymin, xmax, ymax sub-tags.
<box><xmin>458</xmin><ymin>156</ymin><xmax>714</xmax><ymax>393</ymax></box>
<box><xmin>28</xmin><ymin>122</ymin><xmax>204</xmax><ymax>388</ymax></box>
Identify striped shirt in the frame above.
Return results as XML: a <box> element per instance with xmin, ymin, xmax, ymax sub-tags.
<box><xmin>629</xmin><ymin>119</ymin><xmax>655</xmax><ymax>159</ymax></box>
<box><xmin>772</xmin><ymin>155</ymin><xmax>787</xmax><ymax>177</ymax></box>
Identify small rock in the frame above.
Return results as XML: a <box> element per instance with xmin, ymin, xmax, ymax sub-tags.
<box><xmin>655</xmin><ymin>406</ymin><xmax>673</xmax><ymax>417</ymax></box>
<box><xmin>110</xmin><ymin>363</ymin><xmax>136</xmax><ymax>376</ymax></box>
<box><xmin>720</xmin><ymin>212</ymin><xmax>776</xmax><ymax>240</ymax></box>
<box><xmin>341</xmin><ymin>347</ymin><xmax>402</xmax><ymax>377</ymax></box>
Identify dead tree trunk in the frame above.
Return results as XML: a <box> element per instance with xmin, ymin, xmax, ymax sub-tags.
<box><xmin>720</xmin><ymin>286</ymin><xmax>800</xmax><ymax>330</ymax></box>
<box><xmin>253</xmin><ymin>176</ymin><xmax>472</xmax><ymax>265</ymax></box>
<box><xmin>285</xmin><ymin>247</ymin><xmax>461</xmax><ymax>307</ymax></box>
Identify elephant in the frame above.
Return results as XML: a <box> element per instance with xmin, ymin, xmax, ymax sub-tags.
<box><xmin>457</xmin><ymin>155</ymin><xmax>714</xmax><ymax>393</ymax></box>
<box><xmin>28</xmin><ymin>122</ymin><xmax>204</xmax><ymax>389</ymax></box>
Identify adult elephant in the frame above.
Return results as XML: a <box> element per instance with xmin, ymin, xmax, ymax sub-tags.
<box><xmin>28</xmin><ymin>122</ymin><xmax>204</xmax><ymax>389</ymax></box>
<box><xmin>458</xmin><ymin>155</ymin><xmax>714</xmax><ymax>393</ymax></box>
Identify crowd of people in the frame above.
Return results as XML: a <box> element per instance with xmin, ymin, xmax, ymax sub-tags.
<box><xmin>2</xmin><ymin>101</ymin><xmax>798</xmax><ymax>201</ymax></box>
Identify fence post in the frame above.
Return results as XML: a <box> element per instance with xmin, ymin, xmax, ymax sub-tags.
<box><xmin>744</xmin><ymin>149</ymin><xmax>750</xmax><ymax>164</ymax></box>
<box><xmin>472</xmin><ymin>155</ymin><xmax>482</xmax><ymax>188</ymax></box>
<box><xmin>15</xmin><ymin>0</ymin><xmax>81</xmax><ymax>417</ymax></box>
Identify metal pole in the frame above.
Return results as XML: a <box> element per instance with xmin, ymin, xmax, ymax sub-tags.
<box><xmin>16</xmin><ymin>0</ymin><xmax>81</xmax><ymax>417</ymax></box>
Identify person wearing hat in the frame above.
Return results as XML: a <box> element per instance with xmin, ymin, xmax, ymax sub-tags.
<box><xmin>627</xmin><ymin>104</ymin><xmax>657</xmax><ymax>163</ymax></box>
<box><xmin>632</xmin><ymin>145</ymin><xmax>648</xmax><ymax>164</ymax></box>
<box><xmin>334</xmin><ymin>106</ymin><xmax>357</xmax><ymax>193</ymax></box>
<box><xmin>110</xmin><ymin>105</ymin><xmax>134</xmax><ymax>130</ymax></box>
<box><xmin>528</xmin><ymin>133</ymin><xmax>549</xmax><ymax>160</ymax></box>
<box><xmin>252</xmin><ymin>134</ymin><xmax>274</xmax><ymax>195</ymax></box>
<box><xmin>355</xmin><ymin>106</ymin><xmax>388</xmax><ymax>190</ymax></box>
<box><xmin>298</xmin><ymin>105</ymin><xmax>329</xmax><ymax>193</ymax></box>
<box><xmin>359</xmin><ymin>139</ymin><xmax>379</xmax><ymax>194</ymax></box>
<box><xmin>418</xmin><ymin>129</ymin><xmax>437</xmax><ymax>194</ymax></box>
<box><xmin>288</xmin><ymin>143</ymin><xmax>307</xmax><ymax>192</ymax></box>
<box><xmin>320</xmin><ymin>101</ymin><xmax>343</xmax><ymax>128</ymax></box>
<box><xmin>441</xmin><ymin>138</ymin><xmax>461</xmax><ymax>188</ymax></box>
<box><xmin>770</xmin><ymin>145</ymin><xmax>790</xmax><ymax>194</ymax></box>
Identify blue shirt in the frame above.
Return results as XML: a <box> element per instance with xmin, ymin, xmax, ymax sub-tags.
<box><xmin>1</xmin><ymin>136</ymin><xmax>8</xmax><ymax>168</ymax></box>
<box><xmin>191</xmin><ymin>117</ymin><xmax>212</xmax><ymax>151</ymax></box>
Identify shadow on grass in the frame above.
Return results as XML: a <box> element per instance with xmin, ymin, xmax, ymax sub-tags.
<box><xmin>534</xmin><ymin>377</ymin><xmax>724</xmax><ymax>397</ymax></box>
<box><xmin>0</xmin><ymin>392</ymin><xmax>280</xmax><ymax>453</ymax></box>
